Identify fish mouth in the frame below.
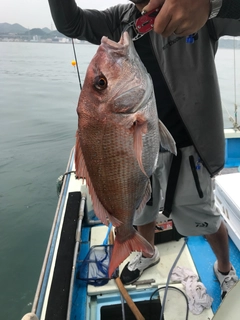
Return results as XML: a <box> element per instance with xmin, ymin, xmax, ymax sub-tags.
<box><xmin>101</xmin><ymin>32</ymin><xmax>130</xmax><ymax>51</ymax></box>
<box><xmin>101</xmin><ymin>32</ymin><xmax>152</xmax><ymax>113</ymax></box>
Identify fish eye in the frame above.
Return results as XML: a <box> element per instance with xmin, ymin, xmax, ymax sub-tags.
<box><xmin>94</xmin><ymin>75</ymin><xmax>108</xmax><ymax>90</ymax></box>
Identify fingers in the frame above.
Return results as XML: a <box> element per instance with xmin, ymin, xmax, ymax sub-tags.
<box><xmin>153</xmin><ymin>4</ymin><xmax>179</xmax><ymax>37</ymax></box>
<box><xmin>142</xmin><ymin>0</ymin><xmax>177</xmax><ymax>36</ymax></box>
<box><xmin>142</xmin><ymin>0</ymin><xmax>165</xmax><ymax>13</ymax></box>
<box><xmin>142</xmin><ymin>0</ymin><xmax>210</xmax><ymax>37</ymax></box>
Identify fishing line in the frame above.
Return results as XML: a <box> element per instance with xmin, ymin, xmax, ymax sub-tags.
<box><xmin>71</xmin><ymin>38</ymin><xmax>82</xmax><ymax>90</ymax></box>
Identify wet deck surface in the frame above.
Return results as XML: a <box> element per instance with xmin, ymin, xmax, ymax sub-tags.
<box><xmin>221</xmin><ymin>167</ymin><xmax>239</xmax><ymax>174</ymax></box>
<box><xmin>188</xmin><ymin>236</ymin><xmax>240</xmax><ymax>313</ymax></box>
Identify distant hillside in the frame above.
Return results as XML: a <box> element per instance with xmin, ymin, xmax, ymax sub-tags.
<box><xmin>1</xmin><ymin>22</ymin><xmax>240</xmax><ymax>46</ymax></box>
<box><xmin>0</xmin><ymin>22</ymin><xmax>28</xmax><ymax>34</ymax></box>
<box><xmin>25</xmin><ymin>28</ymin><xmax>47</xmax><ymax>36</ymax></box>
<box><xmin>23</xmin><ymin>28</ymin><xmax>65</xmax><ymax>38</ymax></box>
<box><xmin>42</xmin><ymin>27</ymin><xmax>51</xmax><ymax>34</ymax></box>
<box><xmin>219</xmin><ymin>37</ymin><xmax>240</xmax><ymax>49</ymax></box>
<box><xmin>49</xmin><ymin>30</ymin><xmax>66</xmax><ymax>37</ymax></box>
<box><xmin>0</xmin><ymin>22</ymin><xmax>67</xmax><ymax>39</ymax></box>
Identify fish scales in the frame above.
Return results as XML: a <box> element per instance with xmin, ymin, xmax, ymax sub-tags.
<box><xmin>75</xmin><ymin>32</ymin><xmax>176</xmax><ymax>277</ymax></box>
<box><xmin>79</xmin><ymin>115</ymin><xmax>149</xmax><ymax>215</ymax></box>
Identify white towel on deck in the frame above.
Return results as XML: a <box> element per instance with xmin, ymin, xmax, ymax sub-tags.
<box><xmin>171</xmin><ymin>266</ymin><xmax>213</xmax><ymax>315</ymax></box>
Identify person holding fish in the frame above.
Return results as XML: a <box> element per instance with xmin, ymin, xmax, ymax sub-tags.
<box><xmin>48</xmin><ymin>0</ymin><xmax>240</xmax><ymax>299</ymax></box>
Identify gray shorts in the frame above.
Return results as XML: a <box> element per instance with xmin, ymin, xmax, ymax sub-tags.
<box><xmin>133</xmin><ymin>145</ymin><xmax>221</xmax><ymax>236</ymax></box>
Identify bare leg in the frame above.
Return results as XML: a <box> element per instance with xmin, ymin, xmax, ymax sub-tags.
<box><xmin>205</xmin><ymin>221</ymin><xmax>231</xmax><ymax>273</ymax></box>
<box><xmin>137</xmin><ymin>221</ymin><xmax>156</xmax><ymax>257</ymax></box>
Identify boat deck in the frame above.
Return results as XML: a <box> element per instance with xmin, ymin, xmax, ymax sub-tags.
<box><xmin>71</xmin><ymin>224</ymin><xmax>240</xmax><ymax>320</ymax></box>
<box><xmin>33</xmin><ymin>149</ymin><xmax>240</xmax><ymax>320</ymax></box>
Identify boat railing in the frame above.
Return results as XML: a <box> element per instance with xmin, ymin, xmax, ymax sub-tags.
<box><xmin>21</xmin><ymin>147</ymin><xmax>75</xmax><ymax>320</ymax></box>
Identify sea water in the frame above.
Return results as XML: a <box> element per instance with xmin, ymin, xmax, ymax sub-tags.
<box><xmin>0</xmin><ymin>40</ymin><xmax>239</xmax><ymax>320</ymax></box>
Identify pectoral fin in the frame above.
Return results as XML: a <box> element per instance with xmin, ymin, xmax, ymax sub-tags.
<box><xmin>158</xmin><ymin>120</ymin><xmax>177</xmax><ymax>155</ymax></box>
<box><xmin>132</xmin><ymin>115</ymin><xmax>148</xmax><ymax>176</ymax></box>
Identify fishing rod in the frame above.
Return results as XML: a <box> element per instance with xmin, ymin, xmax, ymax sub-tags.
<box><xmin>233</xmin><ymin>38</ymin><xmax>239</xmax><ymax>131</ymax></box>
<box><xmin>71</xmin><ymin>38</ymin><xmax>82</xmax><ymax>90</ymax></box>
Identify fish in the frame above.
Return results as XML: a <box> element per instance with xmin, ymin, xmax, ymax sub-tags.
<box><xmin>75</xmin><ymin>31</ymin><xmax>176</xmax><ymax>277</ymax></box>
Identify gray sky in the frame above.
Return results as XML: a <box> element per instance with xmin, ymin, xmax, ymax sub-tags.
<box><xmin>1</xmin><ymin>0</ymin><xmax>129</xmax><ymax>29</ymax></box>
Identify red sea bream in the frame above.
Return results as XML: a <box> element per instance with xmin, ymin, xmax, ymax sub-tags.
<box><xmin>75</xmin><ymin>32</ymin><xmax>176</xmax><ymax>277</ymax></box>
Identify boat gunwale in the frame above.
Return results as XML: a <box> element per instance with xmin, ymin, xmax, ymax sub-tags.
<box><xmin>31</xmin><ymin>147</ymin><xmax>75</xmax><ymax>317</ymax></box>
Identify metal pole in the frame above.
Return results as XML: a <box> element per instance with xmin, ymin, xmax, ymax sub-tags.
<box><xmin>66</xmin><ymin>194</ymin><xmax>86</xmax><ymax>320</ymax></box>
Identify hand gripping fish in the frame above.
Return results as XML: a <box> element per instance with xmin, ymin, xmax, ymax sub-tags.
<box><xmin>75</xmin><ymin>32</ymin><xmax>176</xmax><ymax>277</ymax></box>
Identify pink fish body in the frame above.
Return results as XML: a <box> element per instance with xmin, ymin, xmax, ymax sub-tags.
<box><xmin>75</xmin><ymin>32</ymin><xmax>176</xmax><ymax>277</ymax></box>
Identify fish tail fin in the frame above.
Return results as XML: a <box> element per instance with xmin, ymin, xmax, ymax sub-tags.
<box><xmin>108</xmin><ymin>228</ymin><xmax>154</xmax><ymax>277</ymax></box>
